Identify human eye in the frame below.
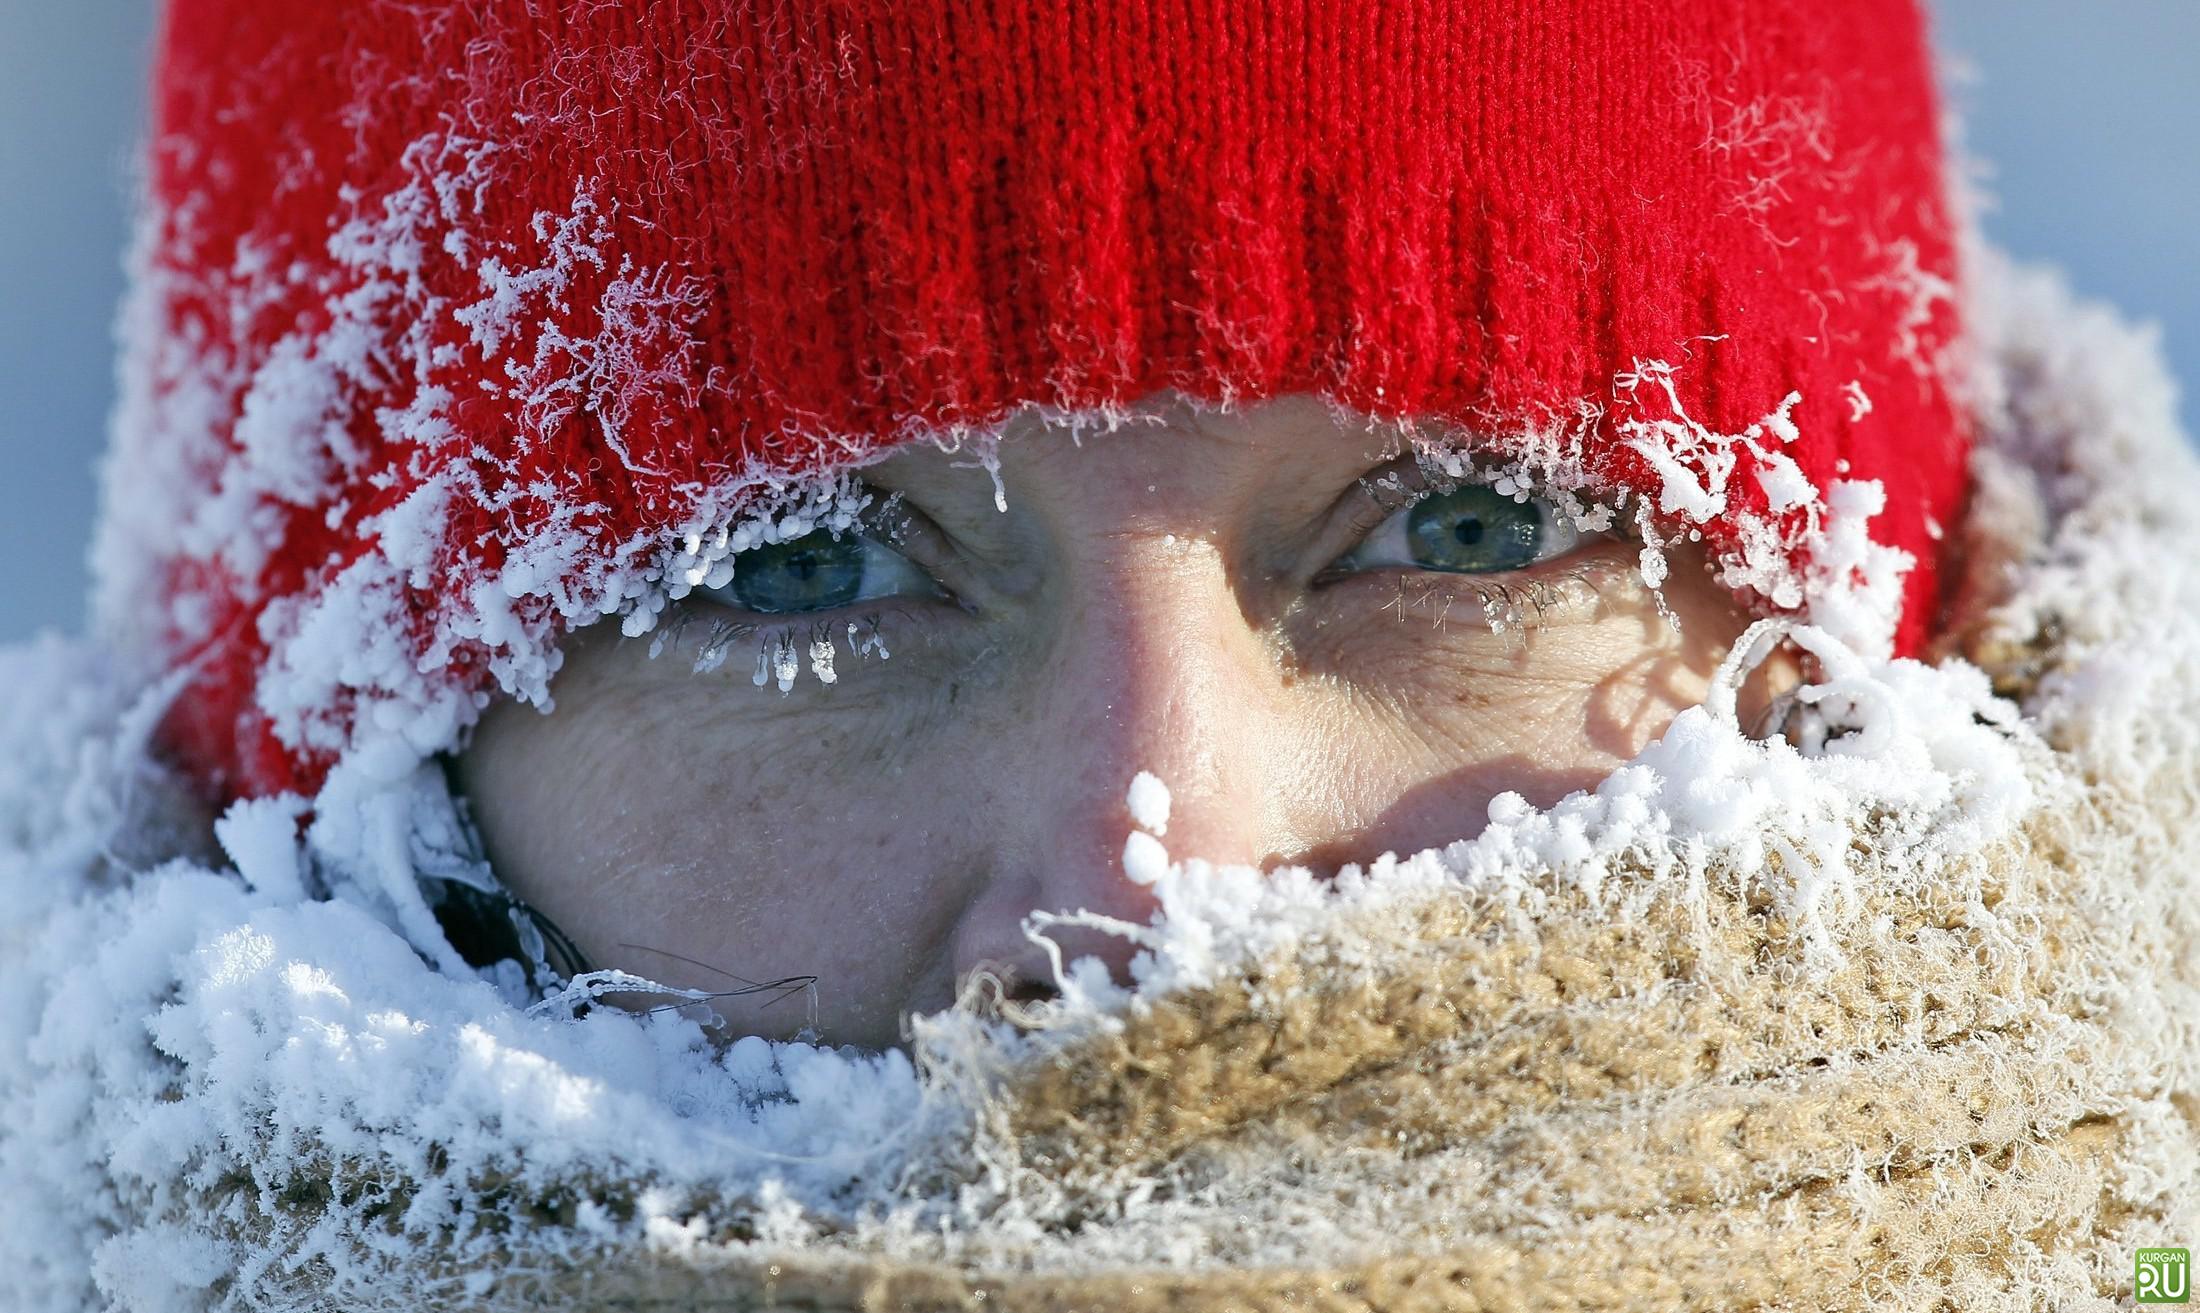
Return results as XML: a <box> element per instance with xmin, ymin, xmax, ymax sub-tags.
<box><xmin>1327</xmin><ymin>481</ymin><xmax>1588</xmax><ymax>577</ymax></box>
<box><xmin>696</xmin><ymin>527</ymin><xmax>942</xmax><ymax>616</ymax></box>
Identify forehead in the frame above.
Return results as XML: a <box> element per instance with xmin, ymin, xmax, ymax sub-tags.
<box><xmin>866</xmin><ymin>391</ymin><xmax>1425</xmax><ymax>510</ymax></box>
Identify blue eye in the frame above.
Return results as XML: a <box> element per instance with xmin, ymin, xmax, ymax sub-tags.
<box><xmin>702</xmin><ymin>529</ymin><xmax>938</xmax><ymax>615</ymax></box>
<box><xmin>1336</xmin><ymin>485</ymin><xmax>1584</xmax><ymax>575</ymax></box>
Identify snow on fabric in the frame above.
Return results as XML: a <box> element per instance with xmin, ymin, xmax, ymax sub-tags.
<box><xmin>3</xmin><ymin>252</ymin><xmax>2195</xmax><ymax>1309</ymax></box>
<box><xmin>104</xmin><ymin>0</ymin><xmax>1969</xmax><ymax>801</ymax></box>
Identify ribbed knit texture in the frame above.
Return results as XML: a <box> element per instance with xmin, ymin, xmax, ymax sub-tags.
<box><xmin>104</xmin><ymin>0</ymin><xmax>1968</xmax><ymax>800</ymax></box>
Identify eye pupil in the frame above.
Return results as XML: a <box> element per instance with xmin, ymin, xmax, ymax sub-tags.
<box><xmin>732</xmin><ymin>531</ymin><xmax>867</xmax><ymax>613</ymax></box>
<box><xmin>1406</xmin><ymin>487</ymin><xmax>1540</xmax><ymax>573</ymax></box>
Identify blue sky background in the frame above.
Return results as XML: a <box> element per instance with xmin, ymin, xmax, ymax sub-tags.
<box><xmin>1</xmin><ymin>1</ymin><xmax>2193</xmax><ymax>640</ymax></box>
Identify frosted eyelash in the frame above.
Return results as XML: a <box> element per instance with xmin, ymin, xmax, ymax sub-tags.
<box><xmin>1388</xmin><ymin>446</ymin><xmax>1629</xmax><ymax>540</ymax></box>
<box><xmin>747</xmin><ymin>616</ymin><xmax>895</xmax><ymax>692</ymax></box>
<box><xmin>645</xmin><ymin>610</ymin><xmax>897</xmax><ymax>690</ymax></box>
<box><xmin>1372</xmin><ymin>565</ymin><xmax>1609</xmax><ymax>636</ymax></box>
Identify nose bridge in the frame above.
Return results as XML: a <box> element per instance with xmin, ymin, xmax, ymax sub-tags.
<box><xmin>1051</xmin><ymin>532</ymin><xmax>1270</xmax><ymax>858</ymax></box>
<box><xmin>979</xmin><ymin>533</ymin><xmax>1278</xmax><ymax>950</ymax></box>
<box><xmin>946</xmin><ymin>512</ymin><xmax>1300</xmax><ymax>994</ymax></box>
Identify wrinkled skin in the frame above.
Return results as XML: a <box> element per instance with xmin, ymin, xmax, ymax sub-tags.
<box><xmin>457</xmin><ymin>392</ymin><xmax>1784</xmax><ymax>1049</ymax></box>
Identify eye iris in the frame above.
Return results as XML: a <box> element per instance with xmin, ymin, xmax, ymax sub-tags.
<box><xmin>730</xmin><ymin>531</ymin><xmax>867</xmax><ymax>613</ymax></box>
<box><xmin>1405</xmin><ymin>487</ymin><xmax>1541</xmax><ymax>572</ymax></box>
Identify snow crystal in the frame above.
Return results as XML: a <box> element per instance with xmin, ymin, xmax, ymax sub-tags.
<box><xmin>1122</xmin><ymin>830</ymin><xmax>1171</xmax><ymax>887</ymax></box>
<box><xmin>1126</xmin><ymin>771</ymin><xmax>1171</xmax><ymax>836</ymax></box>
<box><xmin>808</xmin><ymin>637</ymin><xmax>838</xmax><ymax>685</ymax></box>
<box><xmin>1605</xmin><ymin>356</ymin><xmax>1915</xmax><ymax>654</ymax></box>
<box><xmin>211</xmin><ymin>794</ymin><xmax>309</xmax><ymax>902</ymax></box>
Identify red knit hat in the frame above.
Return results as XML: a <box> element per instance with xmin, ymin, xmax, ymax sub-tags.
<box><xmin>98</xmin><ymin>0</ymin><xmax>1968</xmax><ymax>803</ymax></box>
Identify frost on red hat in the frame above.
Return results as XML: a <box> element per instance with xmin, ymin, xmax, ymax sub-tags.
<box><xmin>97</xmin><ymin>0</ymin><xmax>1969</xmax><ymax>803</ymax></box>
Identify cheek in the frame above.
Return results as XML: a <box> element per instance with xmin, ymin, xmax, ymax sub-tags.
<box><xmin>1285</xmin><ymin>560</ymin><xmax>1748</xmax><ymax>861</ymax></box>
<box><xmin>454</xmin><ymin>637</ymin><xmax>993</xmax><ymax>1045</ymax></box>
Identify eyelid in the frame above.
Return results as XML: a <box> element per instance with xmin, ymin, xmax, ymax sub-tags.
<box><xmin>869</xmin><ymin>481</ymin><xmax>1058</xmax><ymax>611</ymax></box>
<box><xmin>848</xmin><ymin>534</ymin><xmax>942</xmax><ymax>602</ymax></box>
<box><xmin>1288</xmin><ymin>453</ymin><xmax>1434</xmax><ymax>583</ymax></box>
<box><xmin>1339</xmin><ymin>457</ymin><xmax>1438</xmax><ymax>540</ymax></box>
<box><xmin>854</xmin><ymin>493</ymin><xmax>980</xmax><ymax>607</ymax></box>
<box><xmin>856</xmin><ymin>492</ymin><xmax>936</xmax><ymax>562</ymax></box>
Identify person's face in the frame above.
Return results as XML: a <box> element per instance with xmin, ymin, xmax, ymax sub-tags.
<box><xmin>456</xmin><ymin>393</ymin><xmax>1767</xmax><ymax>1049</ymax></box>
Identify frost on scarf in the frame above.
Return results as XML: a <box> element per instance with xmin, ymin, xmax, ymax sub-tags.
<box><xmin>6</xmin><ymin>252</ymin><xmax>2197</xmax><ymax>1309</ymax></box>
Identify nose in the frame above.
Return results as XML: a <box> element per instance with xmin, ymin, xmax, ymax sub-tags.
<box><xmin>947</xmin><ymin>531</ymin><xmax>1289</xmax><ymax>998</ymax></box>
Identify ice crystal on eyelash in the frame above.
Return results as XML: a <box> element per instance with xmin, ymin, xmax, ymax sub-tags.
<box><xmin>749</xmin><ymin>630</ymin><xmax>803</xmax><ymax>694</ymax></box>
<box><xmin>867</xmin><ymin>491</ymin><xmax>914</xmax><ymax>549</ymax></box>
<box><xmin>1402</xmin><ymin>434</ymin><xmax>1621</xmax><ymax>542</ymax></box>
<box><xmin>1475</xmin><ymin>581</ymin><xmax>1570</xmax><ymax>646</ymax></box>
<box><xmin>808</xmin><ymin>635</ymin><xmax>838</xmax><ymax>685</ymax></box>
<box><xmin>646</xmin><ymin>608</ymin><xmax>689</xmax><ymax>661</ymax></box>
<box><xmin>640</xmin><ymin>610</ymin><xmax>751</xmax><ymax>676</ymax></box>
<box><xmin>1380</xmin><ymin>574</ymin><xmax>1594</xmax><ymax>648</ymax></box>
<box><xmin>1364</xmin><ymin>467</ymin><xmax>1418</xmax><ymax>508</ymax></box>
<box><xmin>1479</xmin><ymin>589</ymin><xmax>1519</xmax><ymax>635</ymax></box>
<box><xmin>771</xmin><ymin>634</ymin><xmax>800</xmax><ymax>691</ymax></box>
<box><xmin>693</xmin><ymin>619</ymin><xmax>746</xmax><ymax>675</ymax></box>
<box><xmin>852</xmin><ymin>615</ymin><xmax>892</xmax><ymax>661</ymax></box>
